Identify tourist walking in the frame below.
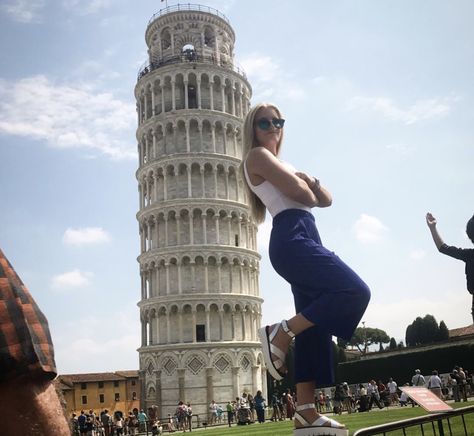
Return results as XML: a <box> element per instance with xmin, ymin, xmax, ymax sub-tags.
<box><xmin>387</xmin><ymin>378</ymin><xmax>399</xmax><ymax>405</ymax></box>
<box><xmin>243</xmin><ymin>103</ymin><xmax>370</xmax><ymax>436</ymax></box>
<box><xmin>428</xmin><ymin>370</ymin><xmax>443</xmax><ymax>399</ymax></box>
<box><xmin>254</xmin><ymin>390</ymin><xmax>266</xmax><ymax>423</ymax></box>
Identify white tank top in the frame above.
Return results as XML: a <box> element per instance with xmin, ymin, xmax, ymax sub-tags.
<box><xmin>244</xmin><ymin>160</ymin><xmax>311</xmax><ymax>218</ymax></box>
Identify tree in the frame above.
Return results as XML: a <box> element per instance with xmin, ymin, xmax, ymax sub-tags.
<box><xmin>389</xmin><ymin>337</ymin><xmax>397</xmax><ymax>350</ymax></box>
<box><xmin>405</xmin><ymin>324</ymin><xmax>414</xmax><ymax>347</ymax></box>
<box><xmin>405</xmin><ymin>314</ymin><xmax>443</xmax><ymax>346</ymax></box>
<box><xmin>349</xmin><ymin>326</ymin><xmax>390</xmax><ymax>354</ymax></box>
<box><xmin>437</xmin><ymin>320</ymin><xmax>449</xmax><ymax>341</ymax></box>
<box><xmin>420</xmin><ymin>315</ymin><xmax>439</xmax><ymax>344</ymax></box>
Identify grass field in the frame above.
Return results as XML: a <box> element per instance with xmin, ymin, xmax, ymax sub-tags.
<box><xmin>191</xmin><ymin>401</ymin><xmax>474</xmax><ymax>436</ymax></box>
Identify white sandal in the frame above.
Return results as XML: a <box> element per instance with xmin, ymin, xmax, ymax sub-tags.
<box><xmin>294</xmin><ymin>403</ymin><xmax>348</xmax><ymax>436</ymax></box>
<box><xmin>258</xmin><ymin>320</ymin><xmax>295</xmax><ymax>381</ymax></box>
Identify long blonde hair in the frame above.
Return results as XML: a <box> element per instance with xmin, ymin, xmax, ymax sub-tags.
<box><xmin>239</xmin><ymin>103</ymin><xmax>284</xmax><ymax>224</ymax></box>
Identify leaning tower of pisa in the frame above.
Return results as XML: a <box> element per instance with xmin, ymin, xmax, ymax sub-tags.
<box><xmin>135</xmin><ymin>4</ymin><xmax>265</xmax><ymax>417</ymax></box>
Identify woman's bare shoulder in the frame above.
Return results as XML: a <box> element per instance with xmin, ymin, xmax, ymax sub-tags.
<box><xmin>247</xmin><ymin>147</ymin><xmax>275</xmax><ymax>168</ymax></box>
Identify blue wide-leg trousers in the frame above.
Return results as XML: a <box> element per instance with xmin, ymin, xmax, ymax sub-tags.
<box><xmin>269</xmin><ymin>209</ymin><xmax>371</xmax><ymax>385</ymax></box>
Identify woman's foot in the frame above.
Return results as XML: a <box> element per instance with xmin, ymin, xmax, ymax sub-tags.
<box><xmin>258</xmin><ymin>320</ymin><xmax>294</xmax><ymax>380</ymax></box>
<box><xmin>295</xmin><ymin>408</ymin><xmax>345</xmax><ymax>430</ymax></box>
<box><xmin>294</xmin><ymin>404</ymin><xmax>347</xmax><ymax>435</ymax></box>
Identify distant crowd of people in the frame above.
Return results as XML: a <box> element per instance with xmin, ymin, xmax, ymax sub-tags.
<box><xmin>69</xmin><ymin>364</ymin><xmax>472</xmax><ymax>435</ymax></box>
<box><xmin>71</xmin><ymin>408</ymin><xmax>159</xmax><ymax>436</ymax></box>
<box><xmin>330</xmin><ymin>365</ymin><xmax>472</xmax><ymax>415</ymax></box>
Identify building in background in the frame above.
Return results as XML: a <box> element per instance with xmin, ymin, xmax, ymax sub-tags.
<box><xmin>58</xmin><ymin>371</ymin><xmax>140</xmax><ymax>415</ymax></box>
<box><xmin>135</xmin><ymin>4</ymin><xmax>265</xmax><ymax>417</ymax></box>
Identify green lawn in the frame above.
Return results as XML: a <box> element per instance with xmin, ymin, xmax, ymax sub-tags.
<box><xmin>190</xmin><ymin>402</ymin><xmax>474</xmax><ymax>436</ymax></box>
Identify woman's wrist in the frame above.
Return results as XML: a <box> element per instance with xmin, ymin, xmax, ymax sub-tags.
<box><xmin>311</xmin><ymin>177</ymin><xmax>321</xmax><ymax>191</ymax></box>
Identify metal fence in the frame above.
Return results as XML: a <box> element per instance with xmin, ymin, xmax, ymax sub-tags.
<box><xmin>353</xmin><ymin>405</ymin><xmax>474</xmax><ymax>436</ymax></box>
<box><xmin>137</xmin><ymin>52</ymin><xmax>247</xmax><ymax>81</ymax></box>
<box><xmin>147</xmin><ymin>3</ymin><xmax>230</xmax><ymax>26</ymax></box>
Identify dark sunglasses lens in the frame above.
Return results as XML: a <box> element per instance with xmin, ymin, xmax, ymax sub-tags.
<box><xmin>257</xmin><ymin>119</ymin><xmax>271</xmax><ymax>130</ymax></box>
<box><xmin>272</xmin><ymin>118</ymin><xmax>285</xmax><ymax>129</ymax></box>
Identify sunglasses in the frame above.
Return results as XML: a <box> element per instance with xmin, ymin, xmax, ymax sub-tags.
<box><xmin>255</xmin><ymin>117</ymin><xmax>285</xmax><ymax>131</ymax></box>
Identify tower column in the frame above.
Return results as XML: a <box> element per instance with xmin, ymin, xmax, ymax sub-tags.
<box><xmin>221</xmin><ymin>84</ymin><xmax>226</xmax><ymax>113</ymax></box>
<box><xmin>165</xmin><ymin>262</ymin><xmax>170</xmax><ymax>295</ymax></box>
<box><xmin>141</xmin><ymin>319</ymin><xmax>147</xmax><ymax>346</ymax></box>
<box><xmin>171</xmin><ymin>80</ymin><xmax>176</xmax><ymax>111</ymax></box>
<box><xmin>192</xmin><ymin>309</ymin><xmax>197</xmax><ymax>342</ymax></box>
<box><xmin>176</xmin><ymin>216</ymin><xmax>181</xmax><ymax>245</ymax></box>
<box><xmin>232</xmin><ymin>367</ymin><xmax>240</xmax><ymax>399</ymax></box>
<box><xmin>200</xmin><ymin>168</ymin><xmax>205</xmax><ymax>198</ymax></box>
<box><xmin>206</xmin><ymin>367</ymin><xmax>214</xmax><ymax>412</ymax></box>
<box><xmin>238</xmin><ymin>91</ymin><xmax>243</xmax><ymax>118</ymax></box>
<box><xmin>205</xmin><ymin>308</ymin><xmax>210</xmax><ymax>341</ymax></box>
<box><xmin>211</xmin><ymin>125</ymin><xmax>216</xmax><ymax>152</ymax></box>
<box><xmin>224</xmin><ymin>169</ymin><xmax>229</xmax><ymax>200</ymax></box>
<box><xmin>138</xmin><ymin>98</ymin><xmax>142</xmax><ymax>124</ymax></box>
<box><xmin>209</xmin><ymin>81</ymin><xmax>214</xmax><ymax>111</ymax></box>
<box><xmin>164</xmin><ymin>216</ymin><xmax>169</xmax><ymax>246</ymax></box>
<box><xmin>202</xmin><ymin>213</ymin><xmax>207</xmax><ymax>244</ymax></box>
<box><xmin>231</xmin><ymin>86</ymin><xmax>236</xmax><ymax>116</ymax></box>
<box><xmin>189</xmin><ymin>213</ymin><xmax>194</xmax><ymax>244</ymax></box>
<box><xmin>184</xmin><ymin>80</ymin><xmax>189</xmax><ymax>109</ymax></box>
<box><xmin>204</xmin><ymin>262</ymin><xmax>209</xmax><ymax>292</ymax></box>
<box><xmin>163</xmin><ymin>173</ymin><xmax>168</xmax><ymax>200</ymax></box>
<box><xmin>197</xmin><ymin>79</ymin><xmax>202</xmax><ymax>109</ymax></box>
<box><xmin>161</xmin><ymin>85</ymin><xmax>165</xmax><ymax>114</ymax></box>
<box><xmin>178</xmin><ymin>368</ymin><xmax>185</xmax><ymax>400</ymax></box>
<box><xmin>153</xmin><ymin>173</ymin><xmax>159</xmax><ymax>202</ymax></box>
<box><xmin>187</xmin><ymin>167</ymin><xmax>192</xmax><ymax>197</ymax></box>
<box><xmin>154</xmin><ymin>369</ymin><xmax>162</xmax><ymax>415</ymax></box>
<box><xmin>177</xmin><ymin>261</ymin><xmax>182</xmax><ymax>295</ymax></box>
<box><xmin>185</xmin><ymin>122</ymin><xmax>190</xmax><ymax>152</ymax></box>
<box><xmin>151</xmin><ymin>87</ymin><xmax>156</xmax><ymax>116</ymax></box>
<box><xmin>144</xmin><ymin>94</ymin><xmax>149</xmax><ymax>121</ymax></box>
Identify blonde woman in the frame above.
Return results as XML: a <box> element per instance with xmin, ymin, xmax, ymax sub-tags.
<box><xmin>242</xmin><ymin>103</ymin><xmax>370</xmax><ymax>436</ymax></box>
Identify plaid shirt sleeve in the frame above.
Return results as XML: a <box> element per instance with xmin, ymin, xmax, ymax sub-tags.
<box><xmin>0</xmin><ymin>249</ymin><xmax>57</xmax><ymax>382</ymax></box>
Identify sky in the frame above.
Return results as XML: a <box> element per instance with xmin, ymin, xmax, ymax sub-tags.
<box><xmin>1</xmin><ymin>0</ymin><xmax>473</xmax><ymax>374</ymax></box>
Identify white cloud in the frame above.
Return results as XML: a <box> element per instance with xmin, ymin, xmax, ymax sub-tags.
<box><xmin>363</xmin><ymin>293</ymin><xmax>473</xmax><ymax>343</ymax></box>
<box><xmin>0</xmin><ymin>75</ymin><xmax>136</xmax><ymax>160</ymax></box>
<box><xmin>409</xmin><ymin>249</ymin><xmax>426</xmax><ymax>261</ymax></box>
<box><xmin>51</xmin><ymin>269</ymin><xmax>93</xmax><ymax>289</ymax></box>
<box><xmin>353</xmin><ymin>213</ymin><xmax>389</xmax><ymax>243</ymax></box>
<box><xmin>1</xmin><ymin>0</ymin><xmax>44</xmax><ymax>23</ymax></box>
<box><xmin>63</xmin><ymin>227</ymin><xmax>111</xmax><ymax>246</ymax></box>
<box><xmin>54</xmin><ymin>311</ymin><xmax>140</xmax><ymax>372</ymax></box>
<box><xmin>347</xmin><ymin>95</ymin><xmax>457</xmax><ymax>125</ymax></box>
<box><xmin>240</xmin><ymin>53</ymin><xmax>305</xmax><ymax>103</ymax></box>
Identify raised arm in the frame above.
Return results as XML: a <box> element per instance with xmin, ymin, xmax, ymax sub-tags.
<box><xmin>426</xmin><ymin>212</ymin><xmax>445</xmax><ymax>250</ymax></box>
<box><xmin>246</xmin><ymin>147</ymin><xmax>319</xmax><ymax>207</ymax></box>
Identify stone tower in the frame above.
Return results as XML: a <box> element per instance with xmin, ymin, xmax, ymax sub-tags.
<box><xmin>135</xmin><ymin>4</ymin><xmax>265</xmax><ymax>417</ymax></box>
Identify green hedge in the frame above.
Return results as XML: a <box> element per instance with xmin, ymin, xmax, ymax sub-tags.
<box><xmin>336</xmin><ymin>342</ymin><xmax>474</xmax><ymax>384</ymax></box>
